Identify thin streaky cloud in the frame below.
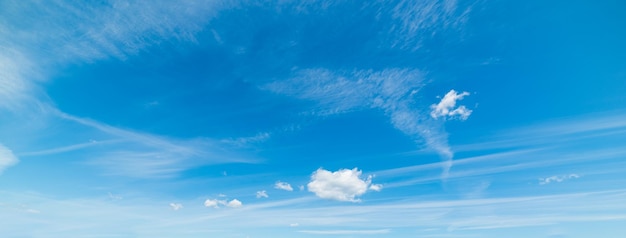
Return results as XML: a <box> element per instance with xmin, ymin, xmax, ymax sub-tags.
<box><xmin>454</xmin><ymin>112</ymin><xmax>626</xmax><ymax>153</ymax></box>
<box><xmin>266</xmin><ymin>68</ymin><xmax>458</xmax><ymax>177</ymax></box>
<box><xmin>18</xmin><ymin>139</ymin><xmax>122</xmax><ymax>157</ymax></box>
<box><xmin>298</xmin><ymin>229</ymin><xmax>391</xmax><ymax>235</ymax></box>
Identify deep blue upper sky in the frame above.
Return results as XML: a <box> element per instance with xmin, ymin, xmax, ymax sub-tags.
<box><xmin>1</xmin><ymin>0</ymin><xmax>625</xmax><ymax>237</ymax></box>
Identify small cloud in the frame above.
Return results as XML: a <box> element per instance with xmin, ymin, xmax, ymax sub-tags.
<box><xmin>539</xmin><ymin>174</ymin><xmax>580</xmax><ymax>185</ymax></box>
<box><xmin>204</xmin><ymin>199</ymin><xmax>220</xmax><ymax>208</ymax></box>
<box><xmin>275</xmin><ymin>181</ymin><xmax>294</xmax><ymax>191</ymax></box>
<box><xmin>226</xmin><ymin>199</ymin><xmax>242</xmax><ymax>208</ymax></box>
<box><xmin>290</xmin><ymin>223</ymin><xmax>300</xmax><ymax>227</ymax></box>
<box><xmin>369</xmin><ymin>184</ymin><xmax>383</xmax><ymax>192</ymax></box>
<box><xmin>299</xmin><ymin>185</ymin><xmax>305</xmax><ymax>191</ymax></box>
<box><xmin>430</xmin><ymin>89</ymin><xmax>472</xmax><ymax>120</ymax></box>
<box><xmin>256</xmin><ymin>190</ymin><xmax>269</xmax><ymax>198</ymax></box>
<box><xmin>307</xmin><ymin>168</ymin><xmax>377</xmax><ymax>202</ymax></box>
<box><xmin>169</xmin><ymin>203</ymin><xmax>183</xmax><ymax>211</ymax></box>
<box><xmin>204</xmin><ymin>198</ymin><xmax>242</xmax><ymax>208</ymax></box>
<box><xmin>218</xmin><ymin>193</ymin><xmax>227</xmax><ymax>197</ymax></box>
<box><xmin>0</xmin><ymin>144</ymin><xmax>19</xmax><ymax>174</ymax></box>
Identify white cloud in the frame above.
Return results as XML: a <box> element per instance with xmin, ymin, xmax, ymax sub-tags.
<box><xmin>290</xmin><ymin>223</ymin><xmax>299</xmax><ymax>227</ymax></box>
<box><xmin>256</xmin><ymin>190</ymin><xmax>269</xmax><ymax>198</ymax></box>
<box><xmin>275</xmin><ymin>181</ymin><xmax>294</xmax><ymax>191</ymax></box>
<box><xmin>226</xmin><ymin>199</ymin><xmax>243</xmax><ymax>208</ymax></box>
<box><xmin>430</xmin><ymin>90</ymin><xmax>472</xmax><ymax>120</ymax></box>
<box><xmin>204</xmin><ymin>198</ymin><xmax>242</xmax><ymax>208</ymax></box>
<box><xmin>307</xmin><ymin>168</ymin><xmax>377</xmax><ymax>202</ymax></box>
<box><xmin>204</xmin><ymin>199</ymin><xmax>220</xmax><ymax>208</ymax></box>
<box><xmin>169</xmin><ymin>203</ymin><xmax>183</xmax><ymax>211</ymax></box>
<box><xmin>0</xmin><ymin>144</ymin><xmax>19</xmax><ymax>174</ymax></box>
<box><xmin>539</xmin><ymin>174</ymin><xmax>580</xmax><ymax>185</ymax></box>
<box><xmin>369</xmin><ymin>184</ymin><xmax>383</xmax><ymax>192</ymax></box>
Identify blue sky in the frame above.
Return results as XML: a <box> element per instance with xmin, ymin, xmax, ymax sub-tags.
<box><xmin>1</xmin><ymin>0</ymin><xmax>626</xmax><ymax>237</ymax></box>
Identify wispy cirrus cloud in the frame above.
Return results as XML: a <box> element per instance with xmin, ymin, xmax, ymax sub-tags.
<box><xmin>36</xmin><ymin>108</ymin><xmax>261</xmax><ymax>178</ymax></box>
<box><xmin>386</xmin><ymin>0</ymin><xmax>471</xmax><ymax>51</ymax></box>
<box><xmin>0</xmin><ymin>0</ymin><xmax>227</xmax><ymax>62</ymax></box>
<box><xmin>3</xmin><ymin>188</ymin><xmax>626</xmax><ymax>236</ymax></box>
<box><xmin>0</xmin><ymin>0</ymin><xmax>231</xmax><ymax>114</ymax></box>
<box><xmin>265</xmin><ymin>68</ymin><xmax>457</xmax><ymax>176</ymax></box>
<box><xmin>539</xmin><ymin>174</ymin><xmax>580</xmax><ymax>185</ymax></box>
<box><xmin>298</xmin><ymin>229</ymin><xmax>391</xmax><ymax>235</ymax></box>
<box><xmin>454</xmin><ymin>112</ymin><xmax>626</xmax><ymax>153</ymax></box>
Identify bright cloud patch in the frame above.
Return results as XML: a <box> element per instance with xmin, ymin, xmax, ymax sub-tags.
<box><xmin>539</xmin><ymin>174</ymin><xmax>580</xmax><ymax>185</ymax></box>
<box><xmin>226</xmin><ymin>199</ymin><xmax>243</xmax><ymax>208</ymax></box>
<box><xmin>275</xmin><ymin>181</ymin><xmax>293</xmax><ymax>191</ymax></box>
<box><xmin>256</xmin><ymin>190</ymin><xmax>269</xmax><ymax>198</ymax></box>
<box><xmin>369</xmin><ymin>184</ymin><xmax>383</xmax><ymax>192</ymax></box>
<box><xmin>169</xmin><ymin>203</ymin><xmax>183</xmax><ymax>211</ymax></box>
<box><xmin>430</xmin><ymin>90</ymin><xmax>472</xmax><ymax>120</ymax></box>
<box><xmin>204</xmin><ymin>198</ymin><xmax>242</xmax><ymax>208</ymax></box>
<box><xmin>204</xmin><ymin>199</ymin><xmax>221</xmax><ymax>208</ymax></box>
<box><xmin>307</xmin><ymin>168</ymin><xmax>379</xmax><ymax>202</ymax></box>
<box><xmin>0</xmin><ymin>144</ymin><xmax>18</xmax><ymax>173</ymax></box>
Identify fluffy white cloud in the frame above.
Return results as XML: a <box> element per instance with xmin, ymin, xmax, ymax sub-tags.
<box><xmin>204</xmin><ymin>198</ymin><xmax>242</xmax><ymax>208</ymax></box>
<box><xmin>430</xmin><ymin>90</ymin><xmax>472</xmax><ymax>120</ymax></box>
<box><xmin>275</xmin><ymin>181</ymin><xmax>293</xmax><ymax>191</ymax></box>
<box><xmin>369</xmin><ymin>184</ymin><xmax>383</xmax><ymax>192</ymax></box>
<box><xmin>0</xmin><ymin>144</ymin><xmax>19</xmax><ymax>174</ymax></box>
<box><xmin>307</xmin><ymin>168</ymin><xmax>379</xmax><ymax>202</ymax></box>
<box><xmin>204</xmin><ymin>199</ymin><xmax>220</xmax><ymax>208</ymax></box>
<box><xmin>169</xmin><ymin>203</ymin><xmax>183</xmax><ymax>211</ymax></box>
<box><xmin>226</xmin><ymin>199</ymin><xmax>242</xmax><ymax>208</ymax></box>
<box><xmin>290</xmin><ymin>223</ymin><xmax>299</xmax><ymax>227</ymax></box>
<box><xmin>539</xmin><ymin>174</ymin><xmax>580</xmax><ymax>185</ymax></box>
<box><xmin>256</xmin><ymin>190</ymin><xmax>269</xmax><ymax>198</ymax></box>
